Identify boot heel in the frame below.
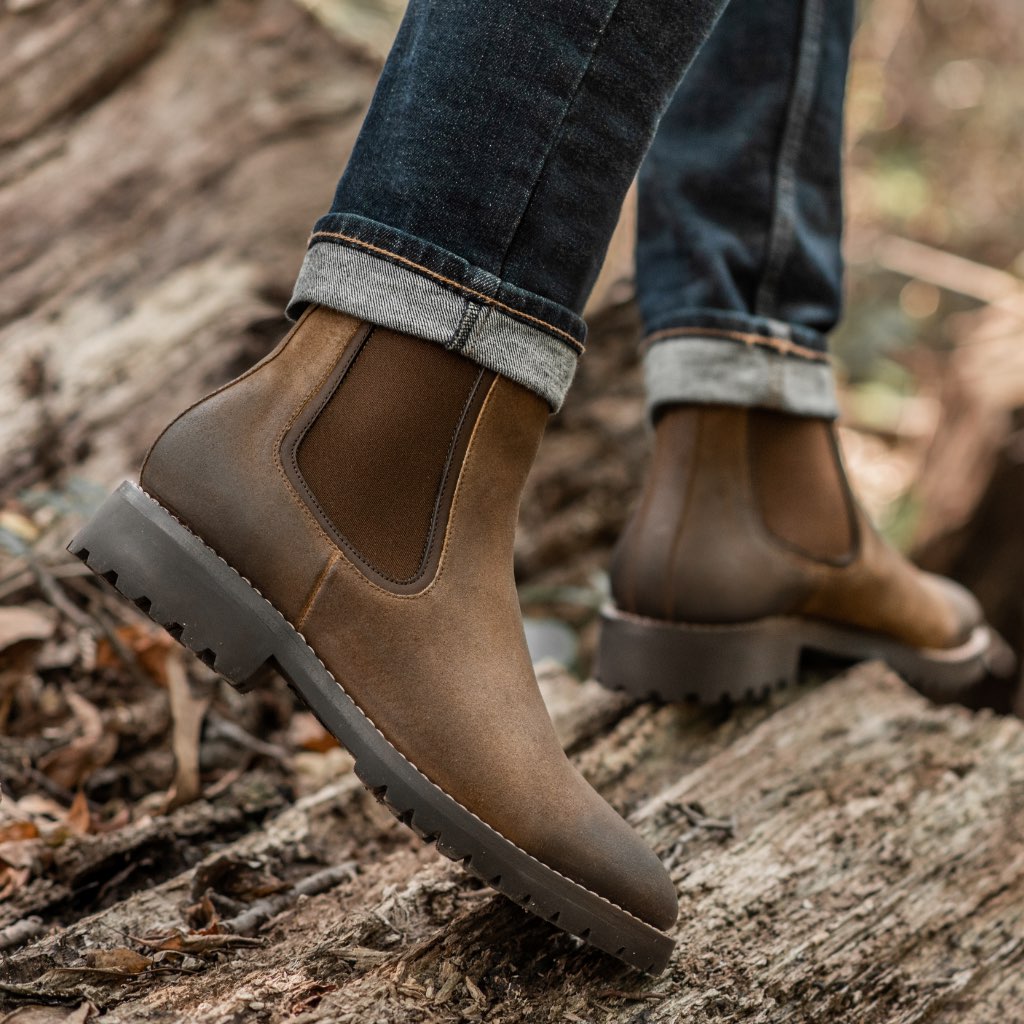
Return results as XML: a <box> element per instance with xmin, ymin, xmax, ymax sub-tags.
<box><xmin>68</xmin><ymin>482</ymin><xmax>278</xmax><ymax>691</ymax></box>
<box><xmin>596</xmin><ymin>605</ymin><xmax>802</xmax><ymax>704</ymax></box>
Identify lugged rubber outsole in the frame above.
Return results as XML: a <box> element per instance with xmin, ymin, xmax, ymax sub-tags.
<box><xmin>68</xmin><ymin>482</ymin><xmax>674</xmax><ymax>975</ymax></box>
<box><xmin>596</xmin><ymin>602</ymin><xmax>1001</xmax><ymax>705</ymax></box>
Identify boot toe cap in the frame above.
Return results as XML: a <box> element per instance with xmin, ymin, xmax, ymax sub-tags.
<box><xmin>566</xmin><ymin>796</ymin><xmax>679</xmax><ymax>931</ymax></box>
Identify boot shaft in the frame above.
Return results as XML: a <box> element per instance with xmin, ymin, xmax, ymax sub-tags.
<box><xmin>140</xmin><ymin>307</ymin><xmax>548</xmax><ymax>619</ymax></box>
<box><xmin>610</xmin><ymin>405</ymin><xmax>857</xmax><ymax>623</ymax></box>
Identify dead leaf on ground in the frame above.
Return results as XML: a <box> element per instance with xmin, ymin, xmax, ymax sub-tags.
<box><xmin>37</xmin><ymin>692</ymin><xmax>117</xmax><ymax>791</ymax></box>
<box><xmin>14</xmin><ymin>795</ymin><xmax>70</xmax><ymax>821</ymax></box>
<box><xmin>0</xmin><ymin>606</ymin><xmax>55</xmax><ymax>653</ymax></box>
<box><xmin>0</xmin><ymin>1003</ymin><xmax>95</xmax><ymax>1024</ymax></box>
<box><xmin>289</xmin><ymin>982</ymin><xmax>338</xmax><ymax>1015</ymax></box>
<box><xmin>163</xmin><ymin>652</ymin><xmax>210</xmax><ymax>809</ymax></box>
<box><xmin>0</xmin><ymin>837</ymin><xmax>42</xmax><ymax>871</ymax></box>
<box><xmin>66</xmin><ymin>791</ymin><xmax>92</xmax><ymax>836</ymax></box>
<box><xmin>191</xmin><ymin>854</ymin><xmax>287</xmax><ymax>902</ymax></box>
<box><xmin>0</xmin><ymin>821</ymin><xmax>40</xmax><ymax>843</ymax></box>
<box><xmin>184</xmin><ymin>891</ymin><xmax>220</xmax><ymax>930</ymax></box>
<box><xmin>0</xmin><ymin>864</ymin><xmax>31</xmax><ymax>900</ymax></box>
<box><xmin>287</xmin><ymin>711</ymin><xmax>338</xmax><ymax>753</ymax></box>
<box><xmin>95</xmin><ymin>624</ymin><xmax>174</xmax><ymax>685</ymax></box>
<box><xmin>82</xmin><ymin>947</ymin><xmax>153</xmax><ymax>975</ymax></box>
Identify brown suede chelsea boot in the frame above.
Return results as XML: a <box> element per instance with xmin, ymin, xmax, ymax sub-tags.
<box><xmin>69</xmin><ymin>307</ymin><xmax>678</xmax><ymax>973</ymax></box>
<box><xmin>598</xmin><ymin>404</ymin><xmax>1011</xmax><ymax>704</ymax></box>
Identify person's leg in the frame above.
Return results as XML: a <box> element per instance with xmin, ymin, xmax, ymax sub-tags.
<box><xmin>635</xmin><ymin>0</ymin><xmax>850</xmax><ymax>418</ymax></box>
<box><xmin>73</xmin><ymin>0</ymin><xmax>732</xmax><ymax>972</ymax></box>
<box><xmin>290</xmin><ymin>0</ymin><xmax>725</xmax><ymax>412</ymax></box>
<box><xmin>598</xmin><ymin>0</ymin><xmax>1010</xmax><ymax>703</ymax></box>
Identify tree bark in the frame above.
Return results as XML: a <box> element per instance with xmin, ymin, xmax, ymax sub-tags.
<box><xmin>0</xmin><ymin>0</ymin><xmax>380</xmax><ymax>497</ymax></box>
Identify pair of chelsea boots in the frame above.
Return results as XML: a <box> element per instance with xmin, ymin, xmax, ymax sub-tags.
<box><xmin>70</xmin><ymin>306</ymin><xmax>1005</xmax><ymax>973</ymax></box>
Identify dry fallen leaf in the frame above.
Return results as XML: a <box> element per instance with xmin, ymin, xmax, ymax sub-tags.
<box><xmin>0</xmin><ymin>820</ymin><xmax>40</xmax><ymax>843</ymax></box>
<box><xmin>66</xmin><ymin>791</ymin><xmax>92</xmax><ymax>836</ymax></box>
<box><xmin>0</xmin><ymin>864</ymin><xmax>31</xmax><ymax>901</ymax></box>
<box><xmin>0</xmin><ymin>511</ymin><xmax>39</xmax><ymax>544</ymax></box>
<box><xmin>0</xmin><ymin>838</ymin><xmax>41</xmax><ymax>871</ymax></box>
<box><xmin>14</xmin><ymin>795</ymin><xmax>69</xmax><ymax>822</ymax></box>
<box><xmin>184</xmin><ymin>891</ymin><xmax>220</xmax><ymax>930</ymax></box>
<box><xmin>191</xmin><ymin>854</ymin><xmax>287</xmax><ymax>901</ymax></box>
<box><xmin>0</xmin><ymin>1003</ymin><xmax>95</xmax><ymax>1024</ymax></box>
<box><xmin>37</xmin><ymin>692</ymin><xmax>117</xmax><ymax>791</ymax></box>
<box><xmin>82</xmin><ymin>947</ymin><xmax>153</xmax><ymax>975</ymax></box>
<box><xmin>164</xmin><ymin>653</ymin><xmax>210</xmax><ymax>809</ymax></box>
<box><xmin>95</xmin><ymin>623</ymin><xmax>174</xmax><ymax>685</ymax></box>
<box><xmin>287</xmin><ymin>711</ymin><xmax>338</xmax><ymax>753</ymax></box>
<box><xmin>0</xmin><ymin>606</ymin><xmax>55</xmax><ymax>653</ymax></box>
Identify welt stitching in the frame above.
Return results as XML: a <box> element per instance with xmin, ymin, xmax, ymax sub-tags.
<box><xmin>309</xmin><ymin>230</ymin><xmax>584</xmax><ymax>353</ymax></box>
<box><xmin>645</xmin><ymin>326</ymin><xmax>830</xmax><ymax>363</ymax></box>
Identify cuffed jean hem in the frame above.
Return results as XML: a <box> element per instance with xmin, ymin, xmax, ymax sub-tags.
<box><xmin>286</xmin><ymin>214</ymin><xmax>584</xmax><ymax>411</ymax></box>
<box><xmin>642</xmin><ymin>307</ymin><xmax>830</xmax><ymax>357</ymax></box>
<box><xmin>644</xmin><ymin>335</ymin><xmax>839</xmax><ymax>421</ymax></box>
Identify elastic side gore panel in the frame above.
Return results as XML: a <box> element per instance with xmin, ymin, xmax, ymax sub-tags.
<box><xmin>298</xmin><ymin>329</ymin><xmax>482</xmax><ymax>583</ymax></box>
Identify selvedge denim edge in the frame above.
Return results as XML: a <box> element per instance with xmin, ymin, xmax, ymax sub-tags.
<box><xmin>644</xmin><ymin>335</ymin><xmax>839</xmax><ymax>421</ymax></box>
<box><xmin>287</xmin><ymin>225</ymin><xmax>580</xmax><ymax>412</ymax></box>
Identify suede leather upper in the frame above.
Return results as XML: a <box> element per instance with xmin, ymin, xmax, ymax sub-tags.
<box><xmin>611</xmin><ymin>404</ymin><xmax>982</xmax><ymax>650</ymax></box>
<box><xmin>141</xmin><ymin>306</ymin><xmax>678</xmax><ymax>931</ymax></box>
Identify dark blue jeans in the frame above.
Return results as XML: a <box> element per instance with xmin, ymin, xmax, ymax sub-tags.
<box><xmin>289</xmin><ymin>0</ymin><xmax>854</xmax><ymax>417</ymax></box>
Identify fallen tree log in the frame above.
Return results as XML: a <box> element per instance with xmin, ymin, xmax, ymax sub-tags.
<box><xmin>2</xmin><ymin>665</ymin><xmax>1022</xmax><ymax>1022</ymax></box>
<box><xmin>0</xmin><ymin>0</ymin><xmax>380</xmax><ymax>497</ymax></box>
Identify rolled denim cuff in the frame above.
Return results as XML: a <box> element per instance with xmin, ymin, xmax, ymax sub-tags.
<box><xmin>287</xmin><ymin>215</ymin><xmax>583</xmax><ymax>411</ymax></box>
<box><xmin>644</xmin><ymin>334</ymin><xmax>839</xmax><ymax>420</ymax></box>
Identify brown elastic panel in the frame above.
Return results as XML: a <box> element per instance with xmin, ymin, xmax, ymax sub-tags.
<box><xmin>297</xmin><ymin>328</ymin><xmax>484</xmax><ymax>583</ymax></box>
<box><xmin>749</xmin><ymin>410</ymin><xmax>856</xmax><ymax>563</ymax></box>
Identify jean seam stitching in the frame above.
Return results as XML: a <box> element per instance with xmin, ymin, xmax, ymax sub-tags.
<box><xmin>308</xmin><ymin>230</ymin><xmax>584</xmax><ymax>353</ymax></box>
<box><xmin>494</xmin><ymin>0</ymin><xmax>624</xmax><ymax>279</ymax></box>
<box><xmin>451</xmin><ymin>302</ymin><xmax>482</xmax><ymax>354</ymax></box>
<box><xmin>753</xmin><ymin>0</ymin><xmax>826</xmax><ymax>317</ymax></box>
<box><xmin>644</xmin><ymin>326</ymin><xmax>830</xmax><ymax>363</ymax></box>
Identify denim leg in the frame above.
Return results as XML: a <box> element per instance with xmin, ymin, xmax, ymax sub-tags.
<box><xmin>289</xmin><ymin>0</ymin><xmax>727</xmax><ymax>410</ymax></box>
<box><xmin>636</xmin><ymin>0</ymin><xmax>855</xmax><ymax>419</ymax></box>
